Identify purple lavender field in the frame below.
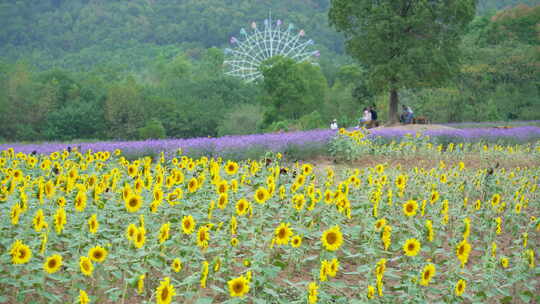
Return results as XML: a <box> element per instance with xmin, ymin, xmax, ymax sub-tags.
<box><xmin>1</xmin><ymin>126</ymin><xmax>540</xmax><ymax>156</ymax></box>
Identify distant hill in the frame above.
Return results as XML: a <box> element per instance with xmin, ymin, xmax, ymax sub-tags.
<box><xmin>0</xmin><ymin>0</ymin><xmax>344</xmax><ymax>70</ymax></box>
<box><xmin>0</xmin><ymin>0</ymin><xmax>534</xmax><ymax>70</ymax></box>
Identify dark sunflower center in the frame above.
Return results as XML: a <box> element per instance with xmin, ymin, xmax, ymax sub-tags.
<box><xmin>233</xmin><ymin>281</ymin><xmax>243</xmax><ymax>293</ymax></box>
<box><xmin>161</xmin><ymin>287</ymin><xmax>168</xmax><ymax>300</ymax></box>
<box><xmin>278</xmin><ymin>228</ymin><xmax>286</xmax><ymax>239</ymax></box>
<box><xmin>129</xmin><ymin>198</ymin><xmax>138</xmax><ymax>207</ymax></box>
<box><xmin>408</xmin><ymin>243</ymin><xmax>415</xmax><ymax>251</ymax></box>
<box><xmin>184</xmin><ymin>221</ymin><xmax>191</xmax><ymax>229</ymax></box>
<box><xmin>83</xmin><ymin>262</ymin><xmax>90</xmax><ymax>271</ymax></box>
<box><xmin>406</xmin><ymin>204</ymin><xmax>413</xmax><ymax>212</ymax></box>
<box><xmin>257</xmin><ymin>192</ymin><xmax>264</xmax><ymax>200</ymax></box>
<box><xmin>458</xmin><ymin>245</ymin><xmax>464</xmax><ymax>255</ymax></box>
<box><xmin>326</xmin><ymin>232</ymin><xmax>337</xmax><ymax>245</ymax></box>
<box><xmin>423</xmin><ymin>270</ymin><xmax>430</xmax><ymax>280</ymax></box>
<box><xmin>94</xmin><ymin>251</ymin><xmax>103</xmax><ymax>259</ymax></box>
<box><xmin>48</xmin><ymin>259</ymin><xmax>57</xmax><ymax>268</ymax></box>
<box><xmin>19</xmin><ymin>249</ymin><xmax>26</xmax><ymax>259</ymax></box>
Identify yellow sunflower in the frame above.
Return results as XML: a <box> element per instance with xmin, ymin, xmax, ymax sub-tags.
<box><xmin>156</xmin><ymin>277</ymin><xmax>176</xmax><ymax>304</ymax></box>
<box><xmin>308</xmin><ymin>282</ymin><xmax>318</xmax><ymax>304</ymax></box>
<box><xmin>430</xmin><ymin>191</ymin><xmax>439</xmax><ymax>204</ymax></box>
<box><xmin>456</xmin><ymin>240</ymin><xmax>471</xmax><ymax>267</ymax></box>
<box><xmin>274</xmin><ymin>223</ymin><xmax>293</xmax><ymax>245</ymax></box>
<box><xmin>500</xmin><ymin>257</ymin><xmax>509</xmax><ymax>268</ymax></box>
<box><xmin>187</xmin><ymin>177</ymin><xmax>198</xmax><ymax>193</ymax></box>
<box><xmin>328</xmin><ymin>258</ymin><xmax>339</xmax><ymax>277</ymax></box>
<box><xmin>217</xmin><ymin>180</ymin><xmax>228</xmax><ymax>194</ymax></box>
<box><xmin>254</xmin><ymin>187</ymin><xmax>269</xmax><ymax>204</ymax></box>
<box><xmin>367</xmin><ymin>285</ymin><xmax>376</xmax><ymax>299</ymax></box>
<box><xmin>321</xmin><ymin>225</ymin><xmax>343</xmax><ymax>252</ymax></box>
<box><xmin>455</xmin><ymin>279</ymin><xmax>466</xmax><ymax>296</ymax></box>
<box><xmin>197</xmin><ymin>226</ymin><xmax>210</xmax><ymax>249</ymax></box>
<box><xmin>491</xmin><ymin>193</ymin><xmax>501</xmax><ymax>207</ymax></box>
<box><xmin>171</xmin><ymin>258</ymin><xmax>182</xmax><ymax>273</ymax></box>
<box><xmin>126</xmin><ymin>223</ymin><xmax>138</xmax><ymax>240</ymax></box>
<box><xmin>159</xmin><ymin>222</ymin><xmax>171</xmax><ymax>244</ymax></box>
<box><xmin>395</xmin><ymin>175</ymin><xmax>407</xmax><ymax>189</ymax></box>
<box><xmin>88</xmin><ymin>246</ymin><xmax>107</xmax><ymax>263</ymax></box>
<box><xmin>125</xmin><ymin>194</ymin><xmax>143</xmax><ymax>213</ymax></box>
<box><xmin>403</xmin><ymin>238</ymin><xmax>421</xmax><ymax>257</ymax></box>
<box><xmin>88</xmin><ymin>214</ymin><xmax>99</xmax><ymax>234</ymax></box>
<box><xmin>230</xmin><ymin>237</ymin><xmax>239</xmax><ymax>247</ymax></box>
<box><xmin>217</xmin><ymin>193</ymin><xmax>229</xmax><ymax>209</ymax></box>
<box><xmin>302</xmin><ymin>164</ymin><xmax>313</xmax><ymax>176</ymax></box>
<box><xmin>54</xmin><ymin>207</ymin><xmax>67</xmax><ymax>234</ymax></box>
<box><xmin>419</xmin><ymin>263</ymin><xmax>436</xmax><ymax>286</ymax></box>
<box><xmin>134</xmin><ymin>229</ymin><xmax>146</xmax><ymax>249</ymax></box>
<box><xmin>79</xmin><ymin>256</ymin><xmax>94</xmax><ymax>276</ymax></box>
<box><xmin>74</xmin><ymin>189</ymin><xmax>87</xmax><ymax>212</ymax></box>
<box><xmin>228</xmin><ymin>275</ymin><xmax>250</xmax><ymax>297</ymax></box>
<box><xmin>43</xmin><ymin>254</ymin><xmax>62</xmax><ymax>274</ymax></box>
<box><xmin>374</xmin><ymin>218</ymin><xmax>387</xmax><ymax>231</ymax></box>
<box><xmin>10</xmin><ymin>240</ymin><xmax>32</xmax><ymax>264</ymax></box>
<box><xmin>79</xmin><ymin>289</ymin><xmax>90</xmax><ymax>304</ymax></box>
<box><xmin>127</xmin><ymin>164</ymin><xmax>138</xmax><ymax>177</ymax></box>
<box><xmin>291</xmin><ymin>235</ymin><xmax>302</xmax><ymax>248</ymax></box>
<box><xmin>181</xmin><ymin>215</ymin><xmax>196</xmax><ymax>234</ymax></box>
<box><xmin>225</xmin><ymin>161</ymin><xmax>239</xmax><ymax>175</ymax></box>
<box><xmin>235</xmin><ymin>198</ymin><xmax>249</xmax><ymax>216</ymax></box>
<box><xmin>137</xmin><ymin>274</ymin><xmax>145</xmax><ymax>294</ymax></box>
<box><xmin>403</xmin><ymin>200</ymin><xmax>418</xmax><ymax>217</ymax></box>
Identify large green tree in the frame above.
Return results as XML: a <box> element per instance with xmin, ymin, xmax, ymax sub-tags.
<box><xmin>329</xmin><ymin>0</ymin><xmax>476</xmax><ymax>123</ymax></box>
<box><xmin>260</xmin><ymin>56</ymin><xmax>328</xmax><ymax>125</ymax></box>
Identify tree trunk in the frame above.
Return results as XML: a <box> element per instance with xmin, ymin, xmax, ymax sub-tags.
<box><xmin>388</xmin><ymin>88</ymin><xmax>399</xmax><ymax>125</ymax></box>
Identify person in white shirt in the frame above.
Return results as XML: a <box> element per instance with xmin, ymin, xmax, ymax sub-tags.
<box><xmin>359</xmin><ymin>107</ymin><xmax>372</xmax><ymax>127</ymax></box>
<box><xmin>330</xmin><ymin>119</ymin><xmax>338</xmax><ymax>130</ymax></box>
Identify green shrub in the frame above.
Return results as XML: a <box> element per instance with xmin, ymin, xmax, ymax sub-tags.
<box><xmin>299</xmin><ymin>111</ymin><xmax>324</xmax><ymax>130</ymax></box>
<box><xmin>138</xmin><ymin>119</ymin><xmax>166</xmax><ymax>139</ymax></box>
<box><xmin>217</xmin><ymin>104</ymin><xmax>264</xmax><ymax>136</ymax></box>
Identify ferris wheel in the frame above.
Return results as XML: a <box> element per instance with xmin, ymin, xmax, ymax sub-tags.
<box><xmin>224</xmin><ymin>14</ymin><xmax>320</xmax><ymax>83</ymax></box>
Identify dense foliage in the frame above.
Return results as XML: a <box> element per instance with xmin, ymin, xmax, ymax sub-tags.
<box><xmin>328</xmin><ymin>0</ymin><xmax>477</xmax><ymax>123</ymax></box>
<box><xmin>0</xmin><ymin>1</ymin><xmax>538</xmax><ymax>142</ymax></box>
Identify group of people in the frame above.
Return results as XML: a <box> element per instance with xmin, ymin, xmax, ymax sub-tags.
<box><xmin>359</xmin><ymin>105</ymin><xmax>378</xmax><ymax>127</ymax></box>
<box><xmin>400</xmin><ymin>104</ymin><xmax>414</xmax><ymax>124</ymax></box>
<box><xmin>330</xmin><ymin>104</ymin><xmax>414</xmax><ymax>130</ymax></box>
<box><xmin>330</xmin><ymin>105</ymin><xmax>379</xmax><ymax>130</ymax></box>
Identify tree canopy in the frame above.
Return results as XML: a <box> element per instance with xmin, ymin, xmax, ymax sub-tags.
<box><xmin>329</xmin><ymin>0</ymin><xmax>477</xmax><ymax>123</ymax></box>
<box><xmin>0</xmin><ymin>1</ymin><xmax>538</xmax><ymax>142</ymax></box>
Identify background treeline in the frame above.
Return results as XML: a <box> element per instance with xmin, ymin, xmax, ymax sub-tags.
<box><xmin>0</xmin><ymin>0</ymin><xmax>538</xmax><ymax>141</ymax></box>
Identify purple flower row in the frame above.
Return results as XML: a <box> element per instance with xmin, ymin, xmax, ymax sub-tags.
<box><xmin>1</xmin><ymin>126</ymin><xmax>539</xmax><ymax>156</ymax></box>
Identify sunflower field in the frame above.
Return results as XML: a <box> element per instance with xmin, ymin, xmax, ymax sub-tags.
<box><xmin>0</xmin><ymin>131</ymin><xmax>539</xmax><ymax>303</ymax></box>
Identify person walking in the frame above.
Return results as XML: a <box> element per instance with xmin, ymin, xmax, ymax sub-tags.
<box><xmin>330</xmin><ymin>119</ymin><xmax>338</xmax><ymax>130</ymax></box>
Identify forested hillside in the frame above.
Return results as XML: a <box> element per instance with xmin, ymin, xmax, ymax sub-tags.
<box><xmin>0</xmin><ymin>0</ymin><xmax>538</xmax><ymax>141</ymax></box>
<box><xmin>0</xmin><ymin>0</ymin><xmax>345</xmax><ymax>70</ymax></box>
